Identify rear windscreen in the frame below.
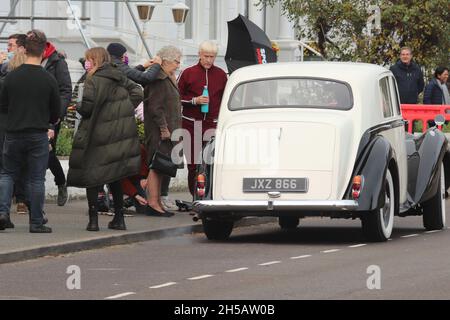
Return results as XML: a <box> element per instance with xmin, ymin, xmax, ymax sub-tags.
<box><xmin>229</xmin><ymin>78</ymin><xmax>353</xmax><ymax>110</ymax></box>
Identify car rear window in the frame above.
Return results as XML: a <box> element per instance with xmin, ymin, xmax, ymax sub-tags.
<box><xmin>228</xmin><ymin>78</ymin><xmax>353</xmax><ymax>110</ymax></box>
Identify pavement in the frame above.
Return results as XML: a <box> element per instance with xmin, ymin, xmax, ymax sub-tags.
<box><xmin>0</xmin><ymin>192</ymin><xmax>275</xmax><ymax>265</ymax></box>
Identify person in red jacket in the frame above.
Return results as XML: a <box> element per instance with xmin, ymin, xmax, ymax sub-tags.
<box><xmin>121</xmin><ymin>144</ymin><xmax>149</xmax><ymax>213</ymax></box>
<box><xmin>177</xmin><ymin>41</ymin><xmax>228</xmax><ymax>196</ymax></box>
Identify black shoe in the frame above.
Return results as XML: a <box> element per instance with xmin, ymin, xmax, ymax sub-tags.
<box><xmin>30</xmin><ymin>225</ymin><xmax>52</xmax><ymax>233</ymax></box>
<box><xmin>108</xmin><ymin>209</ymin><xmax>126</xmax><ymax>230</ymax></box>
<box><xmin>86</xmin><ymin>209</ymin><xmax>99</xmax><ymax>231</ymax></box>
<box><xmin>0</xmin><ymin>213</ymin><xmax>8</xmax><ymax>230</ymax></box>
<box><xmin>28</xmin><ymin>212</ymin><xmax>48</xmax><ymax>225</ymax></box>
<box><xmin>57</xmin><ymin>184</ymin><xmax>68</xmax><ymax>206</ymax></box>
<box><xmin>145</xmin><ymin>205</ymin><xmax>175</xmax><ymax>217</ymax></box>
<box><xmin>5</xmin><ymin>216</ymin><xmax>14</xmax><ymax>229</ymax></box>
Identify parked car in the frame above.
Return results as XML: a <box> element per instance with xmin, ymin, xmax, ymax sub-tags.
<box><xmin>193</xmin><ymin>62</ymin><xmax>448</xmax><ymax>242</ymax></box>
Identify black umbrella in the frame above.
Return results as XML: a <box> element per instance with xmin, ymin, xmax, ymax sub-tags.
<box><xmin>225</xmin><ymin>14</ymin><xmax>277</xmax><ymax>74</ymax></box>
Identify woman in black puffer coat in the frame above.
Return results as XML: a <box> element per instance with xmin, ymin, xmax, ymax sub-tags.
<box><xmin>67</xmin><ymin>47</ymin><xmax>143</xmax><ymax>231</ymax></box>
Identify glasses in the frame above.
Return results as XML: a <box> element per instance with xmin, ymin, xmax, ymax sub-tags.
<box><xmin>174</xmin><ymin>59</ymin><xmax>181</xmax><ymax>65</ymax></box>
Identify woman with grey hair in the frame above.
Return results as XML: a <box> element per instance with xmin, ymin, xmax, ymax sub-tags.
<box><xmin>143</xmin><ymin>46</ymin><xmax>182</xmax><ymax>217</ymax></box>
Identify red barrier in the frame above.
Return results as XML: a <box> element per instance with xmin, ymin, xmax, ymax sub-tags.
<box><xmin>400</xmin><ymin>104</ymin><xmax>450</xmax><ymax>133</ymax></box>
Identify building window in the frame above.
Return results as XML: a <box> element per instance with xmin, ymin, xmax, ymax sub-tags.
<box><xmin>185</xmin><ymin>0</ymin><xmax>193</xmax><ymax>39</ymax></box>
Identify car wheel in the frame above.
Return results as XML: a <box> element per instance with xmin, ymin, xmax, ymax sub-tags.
<box><xmin>278</xmin><ymin>216</ymin><xmax>300</xmax><ymax>230</ymax></box>
<box><xmin>202</xmin><ymin>218</ymin><xmax>234</xmax><ymax>240</ymax></box>
<box><xmin>422</xmin><ymin>163</ymin><xmax>446</xmax><ymax>230</ymax></box>
<box><xmin>361</xmin><ymin>169</ymin><xmax>395</xmax><ymax>242</ymax></box>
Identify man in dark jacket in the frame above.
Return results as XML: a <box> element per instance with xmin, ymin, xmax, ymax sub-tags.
<box><xmin>390</xmin><ymin>47</ymin><xmax>425</xmax><ymax>104</ymax></box>
<box><xmin>424</xmin><ymin>67</ymin><xmax>449</xmax><ymax>105</ymax></box>
<box><xmin>41</xmin><ymin>37</ymin><xmax>72</xmax><ymax>206</ymax></box>
<box><xmin>106</xmin><ymin>42</ymin><xmax>162</xmax><ymax>87</ymax></box>
<box><xmin>0</xmin><ymin>30</ymin><xmax>60</xmax><ymax>232</ymax></box>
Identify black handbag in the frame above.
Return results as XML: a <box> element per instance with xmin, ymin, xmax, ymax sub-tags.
<box><xmin>149</xmin><ymin>141</ymin><xmax>178</xmax><ymax>177</ymax></box>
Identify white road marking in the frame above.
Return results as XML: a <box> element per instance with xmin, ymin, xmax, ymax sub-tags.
<box><xmin>149</xmin><ymin>282</ymin><xmax>177</xmax><ymax>289</ymax></box>
<box><xmin>388</xmin><ymin>239</ymin><xmax>393</xmax><ymax>241</ymax></box>
<box><xmin>424</xmin><ymin>230</ymin><xmax>442</xmax><ymax>234</ymax></box>
<box><xmin>105</xmin><ymin>292</ymin><xmax>136</xmax><ymax>300</ymax></box>
<box><xmin>290</xmin><ymin>255</ymin><xmax>312</xmax><ymax>260</ymax></box>
<box><xmin>401</xmin><ymin>234</ymin><xmax>419</xmax><ymax>238</ymax></box>
<box><xmin>188</xmin><ymin>275</ymin><xmax>214</xmax><ymax>281</ymax></box>
<box><xmin>258</xmin><ymin>261</ymin><xmax>281</xmax><ymax>266</ymax></box>
<box><xmin>88</xmin><ymin>268</ymin><xmax>123</xmax><ymax>271</ymax></box>
<box><xmin>321</xmin><ymin>249</ymin><xmax>341</xmax><ymax>253</ymax></box>
<box><xmin>349</xmin><ymin>244</ymin><xmax>367</xmax><ymax>248</ymax></box>
<box><xmin>226</xmin><ymin>268</ymin><xmax>249</xmax><ymax>273</ymax></box>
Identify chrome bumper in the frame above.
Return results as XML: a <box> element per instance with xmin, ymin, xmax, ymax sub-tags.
<box><xmin>193</xmin><ymin>200</ymin><xmax>359</xmax><ymax>213</ymax></box>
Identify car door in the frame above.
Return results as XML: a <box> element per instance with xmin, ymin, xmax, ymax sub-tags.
<box><xmin>378</xmin><ymin>75</ymin><xmax>408</xmax><ymax>205</ymax></box>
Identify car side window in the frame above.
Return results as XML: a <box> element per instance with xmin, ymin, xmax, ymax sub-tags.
<box><xmin>379</xmin><ymin>77</ymin><xmax>394</xmax><ymax>118</ymax></box>
<box><xmin>389</xmin><ymin>76</ymin><xmax>402</xmax><ymax>115</ymax></box>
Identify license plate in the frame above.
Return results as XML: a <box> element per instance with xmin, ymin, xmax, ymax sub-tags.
<box><xmin>243</xmin><ymin>178</ymin><xmax>308</xmax><ymax>193</ymax></box>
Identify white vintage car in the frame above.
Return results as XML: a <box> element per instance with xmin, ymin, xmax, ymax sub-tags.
<box><xmin>193</xmin><ymin>62</ymin><xmax>448</xmax><ymax>242</ymax></box>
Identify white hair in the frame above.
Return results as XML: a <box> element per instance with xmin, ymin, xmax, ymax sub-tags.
<box><xmin>199</xmin><ymin>41</ymin><xmax>218</xmax><ymax>54</ymax></box>
<box><xmin>157</xmin><ymin>45</ymin><xmax>182</xmax><ymax>62</ymax></box>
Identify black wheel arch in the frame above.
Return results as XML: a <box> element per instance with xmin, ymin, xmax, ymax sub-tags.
<box><xmin>346</xmin><ymin>135</ymin><xmax>395</xmax><ymax>212</ymax></box>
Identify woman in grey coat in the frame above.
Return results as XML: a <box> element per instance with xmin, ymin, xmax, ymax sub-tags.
<box><xmin>144</xmin><ymin>46</ymin><xmax>183</xmax><ymax>216</ymax></box>
<box><xmin>67</xmin><ymin>47</ymin><xmax>143</xmax><ymax>231</ymax></box>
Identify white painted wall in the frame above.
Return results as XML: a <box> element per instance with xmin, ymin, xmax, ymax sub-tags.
<box><xmin>1</xmin><ymin>0</ymin><xmax>298</xmax><ymax>66</ymax></box>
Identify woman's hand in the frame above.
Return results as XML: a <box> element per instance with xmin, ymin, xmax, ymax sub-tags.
<box><xmin>135</xmin><ymin>195</ymin><xmax>148</xmax><ymax>206</ymax></box>
<box><xmin>160</xmin><ymin>127</ymin><xmax>171</xmax><ymax>140</ymax></box>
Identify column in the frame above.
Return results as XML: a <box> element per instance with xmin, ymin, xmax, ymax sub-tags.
<box><xmin>248</xmin><ymin>0</ymin><xmax>264</xmax><ymax>29</ymax></box>
<box><xmin>276</xmin><ymin>10</ymin><xmax>299</xmax><ymax>62</ymax></box>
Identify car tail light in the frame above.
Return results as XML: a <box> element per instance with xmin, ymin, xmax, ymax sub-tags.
<box><xmin>352</xmin><ymin>175</ymin><xmax>363</xmax><ymax>199</ymax></box>
<box><xmin>197</xmin><ymin>174</ymin><xmax>206</xmax><ymax>198</ymax></box>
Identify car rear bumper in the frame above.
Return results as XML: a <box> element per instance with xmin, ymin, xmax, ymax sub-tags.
<box><xmin>193</xmin><ymin>200</ymin><xmax>359</xmax><ymax>214</ymax></box>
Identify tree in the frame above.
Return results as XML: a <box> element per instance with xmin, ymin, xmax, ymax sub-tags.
<box><xmin>260</xmin><ymin>0</ymin><xmax>449</xmax><ymax>73</ymax></box>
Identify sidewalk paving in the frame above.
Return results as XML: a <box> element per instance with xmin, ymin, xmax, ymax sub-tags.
<box><xmin>0</xmin><ymin>192</ymin><xmax>275</xmax><ymax>264</ymax></box>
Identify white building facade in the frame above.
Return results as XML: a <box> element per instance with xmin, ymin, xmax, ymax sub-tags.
<box><xmin>0</xmin><ymin>0</ymin><xmax>299</xmax><ymax>78</ymax></box>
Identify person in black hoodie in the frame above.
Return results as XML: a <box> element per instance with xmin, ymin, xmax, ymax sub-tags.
<box><xmin>390</xmin><ymin>47</ymin><xmax>425</xmax><ymax>104</ymax></box>
<box><xmin>41</xmin><ymin>35</ymin><xmax>72</xmax><ymax>206</ymax></box>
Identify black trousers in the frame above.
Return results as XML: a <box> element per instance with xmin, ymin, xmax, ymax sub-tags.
<box><xmin>86</xmin><ymin>180</ymin><xmax>123</xmax><ymax>212</ymax></box>
<box><xmin>48</xmin><ymin>123</ymin><xmax>66</xmax><ymax>186</ymax></box>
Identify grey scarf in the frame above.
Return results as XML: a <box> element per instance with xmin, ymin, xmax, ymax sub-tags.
<box><xmin>441</xmin><ymin>82</ymin><xmax>450</xmax><ymax>105</ymax></box>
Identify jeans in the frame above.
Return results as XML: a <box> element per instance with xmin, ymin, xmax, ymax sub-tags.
<box><xmin>13</xmin><ymin>162</ymin><xmax>27</xmax><ymax>203</ymax></box>
<box><xmin>0</xmin><ymin>132</ymin><xmax>49</xmax><ymax>226</ymax></box>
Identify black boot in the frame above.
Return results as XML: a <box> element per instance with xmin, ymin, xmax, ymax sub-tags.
<box><xmin>108</xmin><ymin>208</ymin><xmax>126</xmax><ymax>230</ymax></box>
<box><xmin>86</xmin><ymin>208</ymin><xmax>99</xmax><ymax>231</ymax></box>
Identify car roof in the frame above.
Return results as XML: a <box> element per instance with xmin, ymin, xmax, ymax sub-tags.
<box><xmin>228</xmin><ymin>62</ymin><xmax>391</xmax><ymax>85</ymax></box>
